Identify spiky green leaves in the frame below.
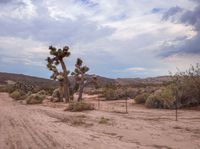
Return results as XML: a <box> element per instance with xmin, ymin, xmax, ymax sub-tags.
<box><xmin>73</xmin><ymin>58</ymin><xmax>89</xmax><ymax>74</ymax></box>
<box><xmin>81</xmin><ymin>66</ymin><xmax>89</xmax><ymax>73</ymax></box>
<box><xmin>76</xmin><ymin>58</ymin><xmax>83</xmax><ymax>67</ymax></box>
<box><xmin>46</xmin><ymin>45</ymin><xmax>71</xmax><ymax>82</ymax></box>
<box><xmin>71</xmin><ymin>58</ymin><xmax>90</xmax><ymax>84</ymax></box>
<box><xmin>49</xmin><ymin>45</ymin><xmax>71</xmax><ymax>59</ymax></box>
<box><xmin>63</xmin><ymin>46</ymin><xmax>70</xmax><ymax>57</ymax></box>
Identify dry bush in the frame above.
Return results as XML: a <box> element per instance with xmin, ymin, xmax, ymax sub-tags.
<box><xmin>25</xmin><ymin>93</ymin><xmax>45</xmax><ymax>104</ymax></box>
<box><xmin>84</xmin><ymin>87</ymin><xmax>103</xmax><ymax>95</ymax></box>
<box><xmin>145</xmin><ymin>87</ymin><xmax>175</xmax><ymax>109</ymax></box>
<box><xmin>145</xmin><ymin>64</ymin><xmax>200</xmax><ymax>109</ymax></box>
<box><xmin>0</xmin><ymin>84</ymin><xmax>15</xmax><ymax>93</ymax></box>
<box><xmin>171</xmin><ymin>64</ymin><xmax>200</xmax><ymax>107</ymax></box>
<box><xmin>134</xmin><ymin>93</ymin><xmax>150</xmax><ymax>104</ymax></box>
<box><xmin>98</xmin><ymin>117</ymin><xmax>110</xmax><ymax>124</ymax></box>
<box><xmin>37</xmin><ymin>90</ymin><xmax>47</xmax><ymax>95</ymax></box>
<box><xmin>9</xmin><ymin>89</ymin><xmax>28</xmax><ymax>100</ymax></box>
<box><xmin>101</xmin><ymin>87</ymin><xmax>138</xmax><ymax>100</ymax></box>
<box><xmin>67</xmin><ymin>102</ymin><xmax>94</xmax><ymax>112</ymax></box>
<box><xmin>10</xmin><ymin>90</ymin><xmax>22</xmax><ymax>100</ymax></box>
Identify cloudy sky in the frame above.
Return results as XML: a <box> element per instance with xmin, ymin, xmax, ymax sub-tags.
<box><xmin>0</xmin><ymin>0</ymin><xmax>200</xmax><ymax>78</ymax></box>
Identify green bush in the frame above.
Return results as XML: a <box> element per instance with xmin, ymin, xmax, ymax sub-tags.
<box><xmin>25</xmin><ymin>93</ymin><xmax>45</xmax><ymax>104</ymax></box>
<box><xmin>67</xmin><ymin>102</ymin><xmax>94</xmax><ymax>112</ymax></box>
<box><xmin>145</xmin><ymin>87</ymin><xmax>175</xmax><ymax>109</ymax></box>
<box><xmin>134</xmin><ymin>93</ymin><xmax>149</xmax><ymax>104</ymax></box>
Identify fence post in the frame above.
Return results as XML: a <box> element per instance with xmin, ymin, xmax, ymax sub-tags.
<box><xmin>125</xmin><ymin>97</ymin><xmax>128</xmax><ymax>113</ymax></box>
<box><xmin>98</xmin><ymin>98</ymin><xmax>100</xmax><ymax>110</ymax></box>
<box><xmin>175</xmin><ymin>96</ymin><xmax>178</xmax><ymax>121</ymax></box>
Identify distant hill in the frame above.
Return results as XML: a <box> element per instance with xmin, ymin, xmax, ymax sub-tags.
<box><xmin>116</xmin><ymin>76</ymin><xmax>172</xmax><ymax>87</ymax></box>
<box><xmin>0</xmin><ymin>72</ymin><xmax>116</xmax><ymax>87</ymax></box>
<box><xmin>0</xmin><ymin>72</ymin><xmax>171</xmax><ymax>88</ymax></box>
<box><xmin>0</xmin><ymin>72</ymin><xmax>57</xmax><ymax>87</ymax></box>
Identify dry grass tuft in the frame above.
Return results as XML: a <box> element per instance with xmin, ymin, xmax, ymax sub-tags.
<box><xmin>67</xmin><ymin>102</ymin><xmax>94</xmax><ymax>112</ymax></box>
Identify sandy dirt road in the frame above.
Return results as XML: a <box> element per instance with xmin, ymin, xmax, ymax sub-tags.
<box><xmin>0</xmin><ymin>92</ymin><xmax>200</xmax><ymax>149</ymax></box>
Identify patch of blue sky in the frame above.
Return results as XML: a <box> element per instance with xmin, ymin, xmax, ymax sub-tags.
<box><xmin>151</xmin><ymin>8</ymin><xmax>163</xmax><ymax>13</ymax></box>
<box><xmin>74</xmin><ymin>0</ymin><xmax>98</xmax><ymax>7</ymax></box>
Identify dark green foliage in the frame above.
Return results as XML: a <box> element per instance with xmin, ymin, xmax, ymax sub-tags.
<box><xmin>67</xmin><ymin>102</ymin><xmax>94</xmax><ymax>112</ymax></box>
<box><xmin>46</xmin><ymin>45</ymin><xmax>71</xmax><ymax>81</ymax></box>
<box><xmin>135</xmin><ymin>93</ymin><xmax>150</xmax><ymax>104</ymax></box>
<box><xmin>14</xmin><ymin>81</ymin><xmax>38</xmax><ymax>93</ymax></box>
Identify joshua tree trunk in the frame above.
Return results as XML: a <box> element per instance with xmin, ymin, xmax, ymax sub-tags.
<box><xmin>59</xmin><ymin>81</ymin><xmax>64</xmax><ymax>102</ymax></box>
<box><xmin>78</xmin><ymin>78</ymin><xmax>86</xmax><ymax>101</ymax></box>
<box><xmin>60</xmin><ymin>60</ymin><xmax>70</xmax><ymax>102</ymax></box>
<box><xmin>78</xmin><ymin>84</ymin><xmax>84</xmax><ymax>101</ymax></box>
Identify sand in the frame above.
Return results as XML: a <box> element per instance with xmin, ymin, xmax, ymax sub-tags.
<box><xmin>0</xmin><ymin>92</ymin><xmax>199</xmax><ymax>149</ymax></box>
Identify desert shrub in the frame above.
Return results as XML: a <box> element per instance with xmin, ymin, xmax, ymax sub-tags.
<box><xmin>37</xmin><ymin>90</ymin><xmax>47</xmax><ymax>95</ymax></box>
<box><xmin>10</xmin><ymin>90</ymin><xmax>21</xmax><ymax>100</ymax></box>
<box><xmin>84</xmin><ymin>87</ymin><xmax>103</xmax><ymax>95</ymax></box>
<box><xmin>170</xmin><ymin>64</ymin><xmax>200</xmax><ymax>107</ymax></box>
<box><xmin>102</xmin><ymin>87</ymin><xmax>137</xmax><ymax>100</ymax></box>
<box><xmin>50</xmin><ymin>88</ymin><xmax>62</xmax><ymax>102</ymax></box>
<box><xmin>103</xmin><ymin>88</ymin><xmax>116</xmax><ymax>100</ymax></box>
<box><xmin>42</xmin><ymin>86</ymin><xmax>56</xmax><ymax>95</ymax></box>
<box><xmin>67</xmin><ymin>102</ymin><xmax>94</xmax><ymax>112</ymax></box>
<box><xmin>25</xmin><ymin>93</ymin><xmax>45</xmax><ymax>104</ymax></box>
<box><xmin>134</xmin><ymin>93</ymin><xmax>149</xmax><ymax>104</ymax></box>
<box><xmin>125</xmin><ymin>88</ymin><xmax>139</xmax><ymax>98</ymax></box>
<box><xmin>145</xmin><ymin>87</ymin><xmax>175</xmax><ymax>109</ymax></box>
<box><xmin>98</xmin><ymin>117</ymin><xmax>110</xmax><ymax>124</ymax></box>
<box><xmin>10</xmin><ymin>89</ymin><xmax>27</xmax><ymax>100</ymax></box>
<box><xmin>14</xmin><ymin>81</ymin><xmax>38</xmax><ymax>93</ymax></box>
<box><xmin>0</xmin><ymin>84</ymin><xmax>15</xmax><ymax>93</ymax></box>
<box><xmin>0</xmin><ymin>86</ymin><xmax>6</xmax><ymax>92</ymax></box>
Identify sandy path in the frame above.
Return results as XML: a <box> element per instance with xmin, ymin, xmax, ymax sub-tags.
<box><xmin>0</xmin><ymin>93</ymin><xmax>200</xmax><ymax>149</ymax></box>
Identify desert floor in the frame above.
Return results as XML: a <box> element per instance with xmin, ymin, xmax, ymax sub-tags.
<box><xmin>0</xmin><ymin>92</ymin><xmax>200</xmax><ymax>149</ymax></box>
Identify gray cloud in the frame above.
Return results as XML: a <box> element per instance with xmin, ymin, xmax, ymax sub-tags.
<box><xmin>0</xmin><ymin>0</ymin><xmax>14</xmax><ymax>4</ymax></box>
<box><xmin>162</xmin><ymin>6</ymin><xmax>183</xmax><ymax>21</ymax></box>
<box><xmin>0</xmin><ymin>0</ymin><xmax>26</xmax><ymax>7</ymax></box>
<box><xmin>160</xmin><ymin>1</ymin><xmax>200</xmax><ymax>57</ymax></box>
<box><xmin>0</xmin><ymin>1</ymin><xmax>114</xmax><ymax>45</ymax></box>
<box><xmin>180</xmin><ymin>5</ymin><xmax>200</xmax><ymax>30</ymax></box>
<box><xmin>0</xmin><ymin>17</ymin><xmax>114</xmax><ymax>45</ymax></box>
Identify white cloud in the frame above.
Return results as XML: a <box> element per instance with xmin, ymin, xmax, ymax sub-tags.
<box><xmin>126</xmin><ymin>67</ymin><xmax>146</xmax><ymax>71</ymax></box>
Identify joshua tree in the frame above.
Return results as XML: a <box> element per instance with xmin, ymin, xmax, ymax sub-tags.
<box><xmin>71</xmin><ymin>58</ymin><xmax>90</xmax><ymax>101</ymax></box>
<box><xmin>46</xmin><ymin>45</ymin><xmax>71</xmax><ymax>102</ymax></box>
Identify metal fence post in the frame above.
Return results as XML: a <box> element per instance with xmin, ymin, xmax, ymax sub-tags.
<box><xmin>98</xmin><ymin>98</ymin><xmax>100</xmax><ymax>110</ymax></box>
<box><xmin>125</xmin><ymin>97</ymin><xmax>128</xmax><ymax>113</ymax></box>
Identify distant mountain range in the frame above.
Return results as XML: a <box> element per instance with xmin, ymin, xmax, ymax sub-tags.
<box><xmin>0</xmin><ymin>72</ymin><xmax>171</xmax><ymax>87</ymax></box>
